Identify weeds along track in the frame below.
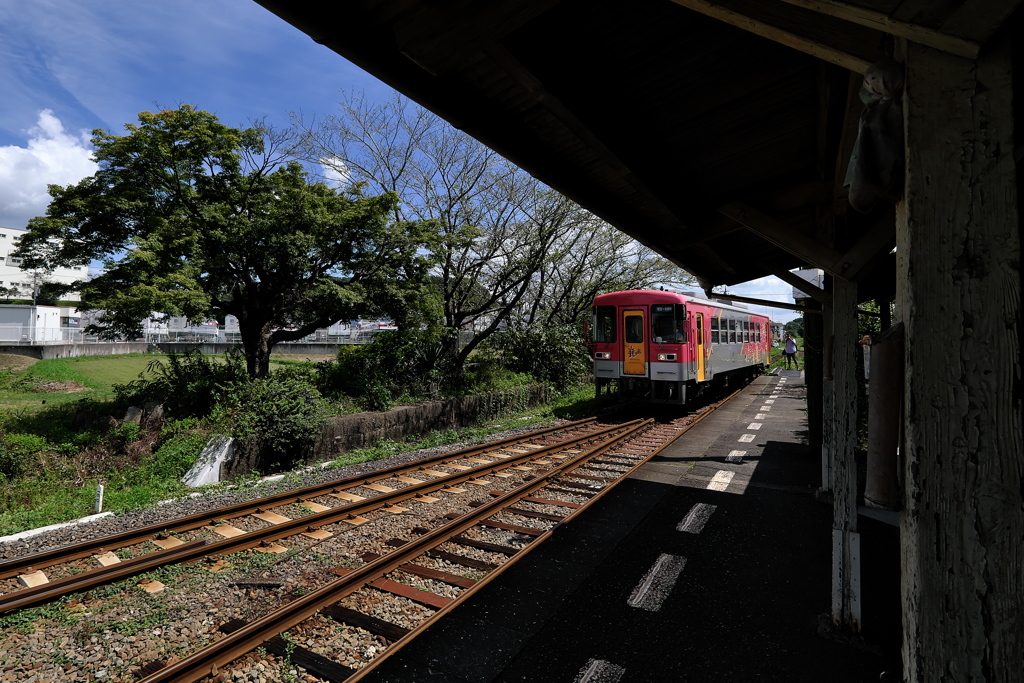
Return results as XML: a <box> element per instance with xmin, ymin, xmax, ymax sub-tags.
<box><xmin>0</xmin><ymin>418</ymin><xmax>610</xmax><ymax>609</ymax></box>
<box><xmin>0</xmin><ymin>396</ymin><xmax>736</xmax><ymax>683</ymax></box>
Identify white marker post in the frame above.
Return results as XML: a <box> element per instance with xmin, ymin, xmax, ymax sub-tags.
<box><xmin>95</xmin><ymin>484</ymin><xmax>104</xmax><ymax>514</ymax></box>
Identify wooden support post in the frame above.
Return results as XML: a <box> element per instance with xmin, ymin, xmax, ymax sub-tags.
<box><xmin>898</xmin><ymin>39</ymin><xmax>1023</xmax><ymax>681</ymax></box>
<box><xmin>830</xmin><ymin>276</ymin><xmax>860</xmax><ymax>630</ymax></box>
<box><xmin>800</xmin><ymin>298</ymin><xmax>823</xmax><ymax>451</ymax></box>
<box><xmin>820</xmin><ymin>275</ymin><xmax>835</xmax><ymax>493</ymax></box>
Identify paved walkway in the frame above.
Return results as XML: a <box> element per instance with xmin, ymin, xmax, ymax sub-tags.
<box><xmin>365</xmin><ymin>373</ymin><xmax>902</xmax><ymax>682</ymax></box>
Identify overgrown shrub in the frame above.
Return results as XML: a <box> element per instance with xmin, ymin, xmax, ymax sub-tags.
<box><xmin>0</xmin><ymin>432</ymin><xmax>48</xmax><ymax>480</ymax></box>
<box><xmin>214</xmin><ymin>375</ymin><xmax>329</xmax><ymax>463</ymax></box>
<box><xmin>485</xmin><ymin>324</ymin><xmax>590</xmax><ymax>387</ymax></box>
<box><xmin>317</xmin><ymin>329</ymin><xmax>457</xmax><ymax>410</ymax></box>
<box><xmin>113</xmin><ymin>351</ymin><xmax>248</xmax><ymax>417</ymax></box>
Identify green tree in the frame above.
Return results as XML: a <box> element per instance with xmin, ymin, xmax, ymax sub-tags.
<box><xmin>14</xmin><ymin>106</ymin><xmax>437</xmax><ymax>377</ymax></box>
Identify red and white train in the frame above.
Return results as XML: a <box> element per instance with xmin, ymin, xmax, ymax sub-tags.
<box><xmin>590</xmin><ymin>290</ymin><xmax>771</xmax><ymax>404</ymax></box>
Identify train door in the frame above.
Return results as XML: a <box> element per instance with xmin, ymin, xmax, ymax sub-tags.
<box><xmin>622</xmin><ymin>310</ymin><xmax>646</xmax><ymax>375</ymax></box>
<box><xmin>695</xmin><ymin>312</ymin><xmax>706</xmax><ymax>381</ymax></box>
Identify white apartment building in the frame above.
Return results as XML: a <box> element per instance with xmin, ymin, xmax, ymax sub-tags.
<box><xmin>0</xmin><ymin>227</ymin><xmax>86</xmax><ymax>302</ymax></box>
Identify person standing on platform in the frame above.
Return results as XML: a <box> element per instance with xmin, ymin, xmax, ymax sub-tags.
<box><xmin>783</xmin><ymin>333</ymin><xmax>799</xmax><ymax>369</ymax></box>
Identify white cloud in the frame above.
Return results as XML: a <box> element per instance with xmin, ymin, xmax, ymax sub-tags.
<box><xmin>0</xmin><ymin>110</ymin><xmax>96</xmax><ymax>229</ymax></box>
<box><xmin>320</xmin><ymin>157</ymin><xmax>352</xmax><ymax>189</ymax></box>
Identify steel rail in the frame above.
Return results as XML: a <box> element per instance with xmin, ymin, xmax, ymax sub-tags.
<box><xmin>137</xmin><ymin>419</ymin><xmax>656</xmax><ymax>683</ymax></box>
<box><xmin>347</xmin><ymin>392</ymin><xmax>737</xmax><ymax>681</ymax></box>
<box><xmin>0</xmin><ymin>420</ymin><xmax>641</xmax><ymax>615</ymax></box>
<box><xmin>0</xmin><ymin>417</ymin><xmax>599</xmax><ymax>579</ymax></box>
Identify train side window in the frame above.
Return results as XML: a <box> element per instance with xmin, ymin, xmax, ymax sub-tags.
<box><xmin>625</xmin><ymin>314</ymin><xmax>644</xmax><ymax>343</ymax></box>
<box><xmin>592</xmin><ymin>306</ymin><xmax>616</xmax><ymax>342</ymax></box>
<box><xmin>710</xmin><ymin>317</ymin><xmax>719</xmax><ymax>344</ymax></box>
<box><xmin>756</xmin><ymin>324</ymin><xmax>762</xmax><ymax>342</ymax></box>
<box><xmin>743</xmin><ymin>321</ymin><xmax>750</xmax><ymax>342</ymax></box>
<box><xmin>728</xmin><ymin>319</ymin><xmax>737</xmax><ymax>343</ymax></box>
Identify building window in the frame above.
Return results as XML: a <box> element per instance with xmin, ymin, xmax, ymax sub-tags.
<box><xmin>73</xmin><ymin>266</ymin><xmax>82</xmax><ymax>271</ymax></box>
<box><xmin>8</xmin><ymin>257</ymin><xmax>22</xmax><ymax>266</ymax></box>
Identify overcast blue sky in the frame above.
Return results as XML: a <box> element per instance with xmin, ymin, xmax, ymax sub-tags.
<box><xmin>0</xmin><ymin>0</ymin><xmax>800</xmax><ymax>321</ymax></box>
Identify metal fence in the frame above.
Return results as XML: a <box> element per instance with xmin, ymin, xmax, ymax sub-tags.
<box><xmin>0</xmin><ymin>325</ymin><xmax>477</xmax><ymax>346</ymax></box>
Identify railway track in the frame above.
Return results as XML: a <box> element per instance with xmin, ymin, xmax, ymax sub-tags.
<box><xmin>0</xmin><ymin>392</ymin><xmax>739</xmax><ymax>683</ymax></box>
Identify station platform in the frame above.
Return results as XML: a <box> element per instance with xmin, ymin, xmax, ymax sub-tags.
<box><xmin>365</xmin><ymin>373</ymin><xmax>902</xmax><ymax>682</ymax></box>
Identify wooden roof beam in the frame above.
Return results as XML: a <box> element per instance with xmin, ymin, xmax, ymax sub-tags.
<box><xmin>668</xmin><ymin>0</ymin><xmax>886</xmax><ymax>74</ymax></box>
<box><xmin>775</xmin><ymin>0</ymin><xmax>980</xmax><ymax>59</ymax></box>
<box><xmin>719</xmin><ymin>202</ymin><xmax>845</xmax><ymax>276</ymax></box>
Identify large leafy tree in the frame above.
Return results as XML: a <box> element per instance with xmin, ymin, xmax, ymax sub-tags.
<box><xmin>14</xmin><ymin>106</ymin><xmax>437</xmax><ymax>378</ymax></box>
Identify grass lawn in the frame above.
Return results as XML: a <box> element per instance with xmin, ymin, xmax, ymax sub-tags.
<box><xmin>0</xmin><ymin>352</ymin><xmax>327</xmax><ymax>414</ymax></box>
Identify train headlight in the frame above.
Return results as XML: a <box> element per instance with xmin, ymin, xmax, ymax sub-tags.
<box><xmin>657</xmin><ymin>353</ymin><xmax>676</xmax><ymax>361</ymax></box>
<box><xmin>594</xmin><ymin>352</ymin><xmax>611</xmax><ymax>359</ymax></box>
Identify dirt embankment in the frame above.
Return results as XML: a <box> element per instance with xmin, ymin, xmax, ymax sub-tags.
<box><xmin>0</xmin><ymin>353</ymin><xmax>37</xmax><ymax>374</ymax></box>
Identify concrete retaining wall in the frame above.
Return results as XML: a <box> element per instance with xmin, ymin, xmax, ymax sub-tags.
<box><xmin>0</xmin><ymin>343</ymin><xmax>149</xmax><ymax>359</ymax></box>
<box><xmin>221</xmin><ymin>384</ymin><xmax>553</xmax><ymax>479</ymax></box>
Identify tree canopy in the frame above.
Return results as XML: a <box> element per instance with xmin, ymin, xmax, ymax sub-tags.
<box><xmin>14</xmin><ymin>105</ymin><xmax>437</xmax><ymax>377</ymax></box>
<box><xmin>295</xmin><ymin>93</ymin><xmax>693</xmax><ymax>368</ymax></box>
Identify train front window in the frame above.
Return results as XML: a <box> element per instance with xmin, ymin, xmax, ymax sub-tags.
<box><xmin>592</xmin><ymin>306</ymin><xmax>616</xmax><ymax>342</ymax></box>
<box><xmin>652</xmin><ymin>304</ymin><xmax>686</xmax><ymax>344</ymax></box>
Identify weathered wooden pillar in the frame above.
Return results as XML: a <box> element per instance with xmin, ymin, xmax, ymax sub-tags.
<box><xmin>830</xmin><ymin>276</ymin><xmax>860</xmax><ymax>630</ymax></box>
<box><xmin>898</xmin><ymin>38</ymin><xmax>1023</xmax><ymax>682</ymax></box>
<box><xmin>821</xmin><ymin>276</ymin><xmax>835</xmax><ymax>492</ymax></box>
<box><xmin>799</xmin><ymin>298</ymin><xmax>823</xmax><ymax>452</ymax></box>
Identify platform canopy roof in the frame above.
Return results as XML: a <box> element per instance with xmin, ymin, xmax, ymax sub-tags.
<box><xmin>254</xmin><ymin>0</ymin><xmax>1019</xmax><ymax>295</ymax></box>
